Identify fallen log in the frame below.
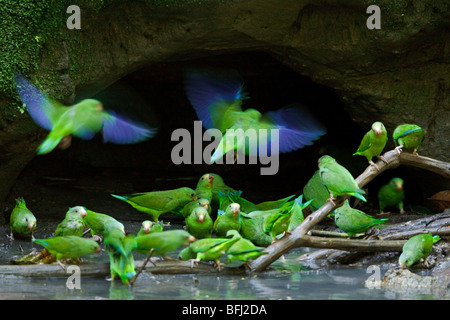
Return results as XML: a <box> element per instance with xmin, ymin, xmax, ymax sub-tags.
<box><xmin>250</xmin><ymin>150</ymin><xmax>450</xmax><ymax>272</ymax></box>
<box><xmin>0</xmin><ymin>258</ymin><xmax>246</xmax><ymax>278</ymax></box>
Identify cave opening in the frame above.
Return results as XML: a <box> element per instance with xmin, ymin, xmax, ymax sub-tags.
<box><xmin>7</xmin><ymin>51</ymin><xmax>429</xmax><ymax>222</ymax></box>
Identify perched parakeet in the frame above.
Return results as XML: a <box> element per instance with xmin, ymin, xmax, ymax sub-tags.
<box><xmin>303</xmin><ymin>170</ymin><xmax>329</xmax><ymax>210</ymax></box>
<box><xmin>181</xmin><ymin>198</ymin><xmax>211</xmax><ymax>219</ymax></box>
<box><xmin>255</xmin><ymin>194</ymin><xmax>295</xmax><ymax>211</ymax></box>
<box><xmin>378</xmin><ymin>177</ymin><xmax>405</xmax><ymax>215</ymax></box>
<box><xmin>353</xmin><ymin>121</ymin><xmax>388</xmax><ymax>171</ymax></box>
<box><xmin>239</xmin><ymin>211</ymin><xmax>274</xmax><ymax>247</ymax></box>
<box><xmin>318</xmin><ymin>155</ymin><xmax>366</xmax><ymax>203</ymax></box>
<box><xmin>287</xmin><ymin>194</ymin><xmax>313</xmax><ymax>232</ymax></box>
<box><xmin>393</xmin><ymin>124</ymin><xmax>426</xmax><ymax>155</ymax></box>
<box><xmin>137</xmin><ymin>220</ymin><xmax>164</xmax><ymax>236</ymax></box>
<box><xmin>9</xmin><ymin>197</ymin><xmax>37</xmax><ymax>239</ymax></box>
<box><xmin>334</xmin><ymin>200</ymin><xmax>388</xmax><ymax>237</ymax></box>
<box><xmin>186</xmin><ymin>230</ymin><xmax>241</xmax><ymax>270</ymax></box>
<box><xmin>111</xmin><ymin>187</ymin><xmax>198</xmax><ymax>221</ymax></box>
<box><xmin>54</xmin><ymin>206</ymin><xmax>87</xmax><ymax>237</ymax></box>
<box><xmin>226</xmin><ymin>236</ymin><xmax>268</xmax><ymax>267</ymax></box>
<box><xmin>195</xmin><ymin>174</ymin><xmax>214</xmax><ymax>201</ymax></box>
<box><xmin>209</xmin><ymin>173</ymin><xmax>235</xmax><ymax>205</ymax></box>
<box><xmin>399</xmin><ymin>234</ymin><xmax>440</xmax><ymax>268</ymax></box>
<box><xmin>83</xmin><ymin>209</ymin><xmax>125</xmax><ymax>237</ymax></box>
<box><xmin>262</xmin><ymin>200</ymin><xmax>297</xmax><ymax>241</ymax></box>
<box><xmin>15</xmin><ymin>73</ymin><xmax>155</xmax><ymax>155</ymax></box>
<box><xmin>32</xmin><ymin>236</ymin><xmax>101</xmax><ymax>261</ymax></box>
<box><xmin>184</xmin><ymin>69</ymin><xmax>326</xmax><ymax>163</ymax></box>
<box><xmin>185</xmin><ymin>206</ymin><xmax>214</xmax><ymax>239</ymax></box>
<box><xmin>134</xmin><ymin>230</ymin><xmax>196</xmax><ymax>259</ymax></box>
<box><xmin>222</xmin><ymin>190</ymin><xmax>259</xmax><ymax>214</ymax></box>
<box><xmin>213</xmin><ymin>203</ymin><xmax>241</xmax><ymax>237</ymax></box>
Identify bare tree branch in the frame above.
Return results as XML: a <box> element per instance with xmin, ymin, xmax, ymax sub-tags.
<box><xmin>249</xmin><ymin>149</ymin><xmax>450</xmax><ymax>272</ymax></box>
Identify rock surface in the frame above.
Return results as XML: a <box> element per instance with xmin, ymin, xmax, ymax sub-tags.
<box><xmin>0</xmin><ymin>0</ymin><xmax>449</xmax><ymax>201</ymax></box>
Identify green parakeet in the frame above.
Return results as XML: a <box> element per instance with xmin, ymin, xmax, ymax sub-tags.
<box><xmin>195</xmin><ymin>174</ymin><xmax>214</xmax><ymax>201</ymax></box>
<box><xmin>184</xmin><ymin>69</ymin><xmax>326</xmax><ymax>163</ymax></box>
<box><xmin>134</xmin><ymin>230</ymin><xmax>196</xmax><ymax>259</ymax></box>
<box><xmin>223</xmin><ymin>190</ymin><xmax>259</xmax><ymax>214</ymax></box>
<box><xmin>32</xmin><ymin>235</ymin><xmax>101</xmax><ymax>261</ymax></box>
<box><xmin>256</xmin><ymin>194</ymin><xmax>295</xmax><ymax>211</ymax></box>
<box><xmin>318</xmin><ymin>155</ymin><xmax>366</xmax><ymax>203</ymax></box>
<box><xmin>181</xmin><ymin>198</ymin><xmax>211</xmax><ymax>219</ymax></box>
<box><xmin>137</xmin><ymin>220</ymin><xmax>164</xmax><ymax>236</ymax></box>
<box><xmin>353</xmin><ymin>121</ymin><xmax>388</xmax><ymax>170</ymax></box>
<box><xmin>334</xmin><ymin>200</ymin><xmax>388</xmax><ymax>237</ymax></box>
<box><xmin>15</xmin><ymin>73</ymin><xmax>155</xmax><ymax>155</ymax></box>
<box><xmin>83</xmin><ymin>209</ymin><xmax>125</xmax><ymax>237</ymax></box>
<box><xmin>226</xmin><ymin>236</ymin><xmax>268</xmax><ymax>267</ymax></box>
<box><xmin>213</xmin><ymin>203</ymin><xmax>241</xmax><ymax>237</ymax></box>
<box><xmin>239</xmin><ymin>210</ymin><xmax>274</xmax><ymax>247</ymax></box>
<box><xmin>185</xmin><ymin>206</ymin><xmax>214</xmax><ymax>239</ymax></box>
<box><xmin>393</xmin><ymin>124</ymin><xmax>426</xmax><ymax>155</ymax></box>
<box><xmin>54</xmin><ymin>206</ymin><xmax>87</xmax><ymax>237</ymax></box>
<box><xmin>106</xmin><ymin>234</ymin><xmax>137</xmax><ymax>285</ymax></box>
<box><xmin>9</xmin><ymin>197</ymin><xmax>37</xmax><ymax>239</ymax></box>
<box><xmin>288</xmin><ymin>194</ymin><xmax>313</xmax><ymax>232</ymax></box>
<box><xmin>209</xmin><ymin>173</ymin><xmax>235</xmax><ymax>205</ymax></box>
<box><xmin>111</xmin><ymin>187</ymin><xmax>198</xmax><ymax>221</ymax></box>
<box><xmin>303</xmin><ymin>170</ymin><xmax>329</xmax><ymax>210</ymax></box>
<box><xmin>186</xmin><ymin>230</ymin><xmax>241</xmax><ymax>270</ymax></box>
<box><xmin>378</xmin><ymin>177</ymin><xmax>405</xmax><ymax>215</ymax></box>
<box><xmin>399</xmin><ymin>234</ymin><xmax>440</xmax><ymax>268</ymax></box>
<box><xmin>262</xmin><ymin>201</ymin><xmax>296</xmax><ymax>241</ymax></box>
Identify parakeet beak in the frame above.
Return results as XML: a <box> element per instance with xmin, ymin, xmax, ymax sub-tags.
<box><xmin>144</xmin><ymin>226</ymin><xmax>150</xmax><ymax>233</ymax></box>
<box><xmin>187</xmin><ymin>235</ymin><xmax>196</xmax><ymax>243</ymax></box>
<box><xmin>27</xmin><ymin>222</ymin><xmax>35</xmax><ymax>230</ymax></box>
<box><xmin>80</xmin><ymin>208</ymin><xmax>88</xmax><ymax>218</ymax></box>
<box><xmin>374</xmin><ymin>129</ymin><xmax>382</xmax><ymax>136</ymax></box>
<box><xmin>395</xmin><ymin>183</ymin><xmax>403</xmax><ymax>192</ymax></box>
<box><xmin>232</xmin><ymin>203</ymin><xmax>240</xmax><ymax>216</ymax></box>
<box><xmin>208</xmin><ymin>175</ymin><xmax>214</xmax><ymax>186</ymax></box>
<box><xmin>203</xmin><ymin>204</ymin><xmax>209</xmax><ymax>211</ymax></box>
<box><xmin>193</xmin><ymin>195</ymin><xmax>198</xmax><ymax>201</ymax></box>
<box><xmin>198</xmin><ymin>214</ymin><xmax>205</xmax><ymax>223</ymax></box>
<box><xmin>95</xmin><ymin>102</ymin><xmax>103</xmax><ymax>111</ymax></box>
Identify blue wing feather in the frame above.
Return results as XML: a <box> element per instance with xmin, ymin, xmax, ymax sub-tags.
<box><xmin>102</xmin><ymin>111</ymin><xmax>156</xmax><ymax>144</ymax></box>
<box><xmin>184</xmin><ymin>69</ymin><xmax>246</xmax><ymax>129</ymax></box>
<box><xmin>14</xmin><ymin>73</ymin><xmax>55</xmax><ymax>130</ymax></box>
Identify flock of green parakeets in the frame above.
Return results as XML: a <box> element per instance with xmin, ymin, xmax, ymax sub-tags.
<box><xmin>6</xmin><ymin>69</ymin><xmax>440</xmax><ymax>285</ymax></box>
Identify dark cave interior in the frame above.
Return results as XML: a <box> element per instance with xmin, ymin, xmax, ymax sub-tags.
<box><xmin>4</xmin><ymin>51</ymin><xmax>444</xmax><ymax>223</ymax></box>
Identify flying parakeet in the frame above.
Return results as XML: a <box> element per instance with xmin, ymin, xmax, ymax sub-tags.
<box><xmin>9</xmin><ymin>197</ymin><xmax>37</xmax><ymax>240</ymax></box>
<box><xmin>353</xmin><ymin>121</ymin><xmax>388</xmax><ymax>171</ymax></box>
<box><xmin>195</xmin><ymin>174</ymin><xmax>214</xmax><ymax>201</ymax></box>
<box><xmin>303</xmin><ymin>170</ymin><xmax>330</xmax><ymax>211</ymax></box>
<box><xmin>393</xmin><ymin>124</ymin><xmax>426</xmax><ymax>155</ymax></box>
<box><xmin>32</xmin><ymin>235</ymin><xmax>101</xmax><ymax>261</ymax></box>
<box><xmin>134</xmin><ymin>229</ymin><xmax>196</xmax><ymax>259</ymax></box>
<box><xmin>137</xmin><ymin>220</ymin><xmax>164</xmax><ymax>236</ymax></box>
<box><xmin>15</xmin><ymin>73</ymin><xmax>155</xmax><ymax>155</ymax></box>
<box><xmin>334</xmin><ymin>200</ymin><xmax>388</xmax><ymax>237</ymax></box>
<box><xmin>318</xmin><ymin>155</ymin><xmax>366</xmax><ymax>203</ymax></box>
<box><xmin>226</xmin><ymin>235</ymin><xmax>268</xmax><ymax>268</ymax></box>
<box><xmin>54</xmin><ymin>206</ymin><xmax>87</xmax><ymax>237</ymax></box>
<box><xmin>83</xmin><ymin>209</ymin><xmax>126</xmax><ymax>237</ymax></box>
<box><xmin>111</xmin><ymin>187</ymin><xmax>198</xmax><ymax>222</ymax></box>
<box><xmin>399</xmin><ymin>234</ymin><xmax>440</xmax><ymax>268</ymax></box>
<box><xmin>185</xmin><ymin>229</ymin><xmax>241</xmax><ymax>270</ymax></box>
<box><xmin>378</xmin><ymin>177</ymin><xmax>405</xmax><ymax>215</ymax></box>
<box><xmin>181</xmin><ymin>198</ymin><xmax>211</xmax><ymax>219</ymax></box>
<box><xmin>184</xmin><ymin>69</ymin><xmax>326</xmax><ymax>163</ymax></box>
<box><xmin>213</xmin><ymin>202</ymin><xmax>241</xmax><ymax>237</ymax></box>
<box><xmin>185</xmin><ymin>206</ymin><xmax>214</xmax><ymax>239</ymax></box>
